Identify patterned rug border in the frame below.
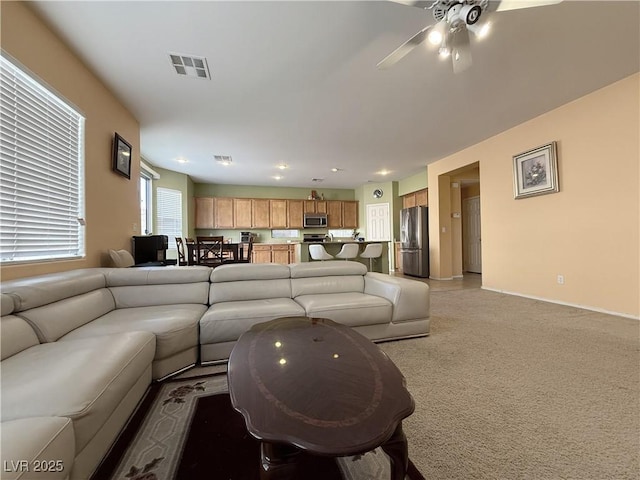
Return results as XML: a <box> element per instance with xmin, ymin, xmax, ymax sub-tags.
<box><xmin>92</xmin><ymin>373</ymin><xmax>425</xmax><ymax>480</ymax></box>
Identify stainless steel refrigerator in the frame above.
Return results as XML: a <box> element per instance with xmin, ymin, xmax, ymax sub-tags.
<box><xmin>400</xmin><ymin>206</ymin><xmax>429</xmax><ymax>277</ymax></box>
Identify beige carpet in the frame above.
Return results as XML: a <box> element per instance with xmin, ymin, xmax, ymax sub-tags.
<box><xmin>178</xmin><ymin>286</ymin><xmax>639</xmax><ymax>479</ymax></box>
<box><xmin>380</xmin><ymin>287</ymin><xmax>639</xmax><ymax>480</ymax></box>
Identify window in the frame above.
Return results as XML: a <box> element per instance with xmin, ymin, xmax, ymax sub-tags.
<box><xmin>156</xmin><ymin>187</ymin><xmax>182</xmax><ymax>248</ymax></box>
<box><xmin>140</xmin><ymin>174</ymin><xmax>152</xmax><ymax>235</ymax></box>
<box><xmin>0</xmin><ymin>55</ymin><xmax>85</xmax><ymax>263</ymax></box>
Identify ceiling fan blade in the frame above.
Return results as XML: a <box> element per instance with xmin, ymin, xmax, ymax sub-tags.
<box><xmin>450</xmin><ymin>27</ymin><xmax>472</xmax><ymax>74</ymax></box>
<box><xmin>495</xmin><ymin>0</ymin><xmax>562</xmax><ymax>12</ymax></box>
<box><xmin>377</xmin><ymin>26</ymin><xmax>430</xmax><ymax>69</ymax></box>
<box><xmin>387</xmin><ymin>1</ymin><xmax>438</xmax><ymax>8</ymax></box>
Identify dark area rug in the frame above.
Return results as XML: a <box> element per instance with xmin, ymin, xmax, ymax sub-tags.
<box><xmin>93</xmin><ymin>374</ymin><xmax>425</xmax><ymax>480</ymax></box>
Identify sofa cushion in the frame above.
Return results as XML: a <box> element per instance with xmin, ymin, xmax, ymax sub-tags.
<box><xmin>59</xmin><ymin>304</ymin><xmax>206</xmax><ymax>361</ymax></box>
<box><xmin>210</xmin><ymin>263</ymin><xmax>290</xmax><ymax>282</ymax></box>
<box><xmin>1</xmin><ymin>417</ymin><xmax>74</xmax><ymax>480</ymax></box>
<box><xmin>1</xmin><ymin>293</ymin><xmax>15</xmax><ymax>316</ymax></box>
<box><xmin>109</xmin><ymin>283</ymin><xmax>210</xmax><ymax>308</ymax></box>
<box><xmin>210</xmin><ymin>279</ymin><xmax>292</xmax><ymax>304</ymax></box>
<box><xmin>200</xmin><ymin>298</ymin><xmax>305</xmax><ymax>344</ymax></box>
<box><xmin>1</xmin><ymin>332</ymin><xmax>155</xmax><ymax>453</ymax></box>
<box><xmin>291</xmin><ymin>275</ymin><xmax>364</xmax><ymax>297</ymax></box>
<box><xmin>1</xmin><ymin>269</ymin><xmax>107</xmax><ymax>312</ymax></box>
<box><xmin>289</xmin><ymin>261</ymin><xmax>367</xmax><ymax>278</ymax></box>
<box><xmin>294</xmin><ymin>292</ymin><xmax>392</xmax><ymax>327</ymax></box>
<box><xmin>104</xmin><ymin>266</ymin><xmax>212</xmax><ymax>286</ymax></box>
<box><xmin>17</xmin><ymin>289</ymin><xmax>116</xmax><ymax>342</ymax></box>
<box><xmin>0</xmin><ymin>316</ymin><xmax>40</xmax><ymax>361</ymax></box>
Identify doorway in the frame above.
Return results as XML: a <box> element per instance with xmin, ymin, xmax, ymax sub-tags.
<box><xmin>463</xmin><ymin>195</ymin><xmax>482</xmax><ymax>273</ymax></box>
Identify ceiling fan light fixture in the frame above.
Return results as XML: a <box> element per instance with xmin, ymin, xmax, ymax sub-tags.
<box><xmin>468</xmin><ymin>21</ymin><xmax>491</xmax><ymax>39</ymax></box>
<box><xmin>427</xmin><ymin>20</ymin><xmax>447</xmax><ymax>46</ymax></box>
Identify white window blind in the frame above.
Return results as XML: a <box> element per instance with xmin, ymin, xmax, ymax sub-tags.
<box><xmin>156</xmin><ymin>187</ymin><xmax>182</xmax><ymax>243</ymax></box>
<box><xmin>0</xmin><ymin>55</ymin><xmax>85</xmax><ymax>263</ymax></box>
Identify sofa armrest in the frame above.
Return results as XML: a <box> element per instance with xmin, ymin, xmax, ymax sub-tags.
<box><xmin>364</xmin><ymin>273</ymin><xmax>429</xmax><ymax>323</ymax></box>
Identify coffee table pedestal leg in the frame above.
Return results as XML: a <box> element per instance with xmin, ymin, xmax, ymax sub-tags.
<box><xmin>260</xmin><ymin>442</ymin><xmax>300</xmax><ymax>480</ymax></box>
<box><xmin>381</xmin><ymin>423</ymin><xmax>409</xmax><ymax>480</ymax></box>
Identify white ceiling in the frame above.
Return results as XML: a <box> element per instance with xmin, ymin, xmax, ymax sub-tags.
<box><xmin>30</xmin><ymin>1</ymin><xmax>639</xmax><ymax>189</ymax></box>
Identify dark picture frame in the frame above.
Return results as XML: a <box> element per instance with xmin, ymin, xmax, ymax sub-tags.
<box><xmin>513</xmin><ymin>141</ymin><xmax>559</xmax><ymax>199</ymax></box>
<box><xmin>112</xmin><ymin>132</ymin><xmax>132</xmax><ymax>179</ymax></box>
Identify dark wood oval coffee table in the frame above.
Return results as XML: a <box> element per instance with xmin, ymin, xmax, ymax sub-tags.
<box><xmin>227</xmin><ymin>316</ymin><xmax>415</xmax><ymax>480</ymax></box>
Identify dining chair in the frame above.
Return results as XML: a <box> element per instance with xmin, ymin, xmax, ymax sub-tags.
<box><xmin>175</xmin><ymin>237</ymin><xmax>188</xmax><ymax>266</ymax></box>
<box><xmin>196</xmin><ymin>236</ymin><xmax>224</xmax><ymax>267</ymax></box>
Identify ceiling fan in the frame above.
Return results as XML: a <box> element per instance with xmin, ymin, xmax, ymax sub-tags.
<box><xmin>377</xmin><ymin>0</ymin><xmax>563</xmax><ymax>74</ymax></box>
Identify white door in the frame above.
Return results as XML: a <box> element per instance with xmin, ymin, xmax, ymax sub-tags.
<box><xmin>366</xmin><ymin>203</ymin><xmax>390</xmax><ymax>241</ymax></box>
<box><xmin>463</xmin><ymin>196</ymin><xmax>482</xmax><ymax>273</ymax></box>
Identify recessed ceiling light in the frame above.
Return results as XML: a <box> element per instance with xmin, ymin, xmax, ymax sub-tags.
<box><xmin>215</xmin><ymin>155</ymin><xmax>232</xmax><ymax>166</ymax></box>
<box><xmin>273</xmin><ymin>175</ymin><xmax>283</xmax><ymax>180</ymax></box>
<box><xmin>331</xmin><ymin>168</ymin><xmax>343</xmax><ymax>172</ymax></box>
<box><xmin>176</xmin><ymin>157</ymin><xmax>188</xmax><ymax>164</ymax></box>
<box><xmin>376</xmin><ymin>169</ymin><xmax>391</xmax><ymax>176</ymax></box>
<box><xmin>277</xmin><ymin>163</ymin><xmax>288</xmax><ymax>170</ymax></box>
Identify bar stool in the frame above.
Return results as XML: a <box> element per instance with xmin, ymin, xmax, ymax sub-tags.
<box><xmin>359</xmin><ymin>243</ymin><xmax>383</xmax><ymax>271</ymax></box>
<box><xmin>335</xmin><ymin>243</ymin><xmax>359</xmax><ymax>261</ymax></box>
<box><xmin>309</xmin><ymin>244</ymin><xmax>334</xmax><ymax>261</ymax></box>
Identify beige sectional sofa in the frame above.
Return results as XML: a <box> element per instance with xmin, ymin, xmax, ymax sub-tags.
<box><xmin>1</xmin><ymin>261</ymin><xmax>429</xmax><ymax>480</ymax></box>
<box><xmin>201</xmin><ymin>261</ymin><xmax>430</xmax><ymax>363</ymax></box>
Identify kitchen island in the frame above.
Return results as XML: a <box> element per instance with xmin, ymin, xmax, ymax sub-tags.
<box><xmin>299</xmin><ymin>241</ymin><xmax>389</xmax><ymax>273</ymax></box>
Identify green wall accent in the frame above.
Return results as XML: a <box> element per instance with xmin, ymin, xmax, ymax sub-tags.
<box><xmin>194</xmin><ymin>184</ymin><xmax>355</xmax><ymax>200</ymax></box>
<box><xmin>398</xmin><ymin>169</ymin><xmax>428</xmax><ymax>196</ymax></box>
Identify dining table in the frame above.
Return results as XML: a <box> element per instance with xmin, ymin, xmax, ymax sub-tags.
<box><xmin>187</xmin><ymin>241</ymin><xmax>244</xmax><ymax>266</ymax></box>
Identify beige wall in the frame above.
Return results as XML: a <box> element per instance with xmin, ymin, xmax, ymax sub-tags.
<box><xmin>0</xmin><ymin>2</ymin><xmax>140</xmax><ymax>280</ymax></box>
<box><xmin>428</xmin><ymin>74</ymin><xmax>639</xmax><ymax>317</ymax></box>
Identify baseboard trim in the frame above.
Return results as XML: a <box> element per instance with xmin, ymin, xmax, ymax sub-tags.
<box><xmin>481</xmin><ymin>286</ymin><xmax>640</xmax><ymax>320</ymax></box>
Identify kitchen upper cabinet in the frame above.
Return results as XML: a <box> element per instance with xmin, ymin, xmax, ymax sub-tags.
<box><xmin>269</xmin><ymin>200</ymin><xmax>288</xmax><ymax>228</ymax></box>
<box><xmin>214</xmin><ymin>197</ymin><xmax>234</xmax><ymax>228</ymax></box>
<box><xmin>303</xmin><ymin>200</ymin><xmax>317</xmax><ymax>213</ymax></box>
<box><xmin>195</xmin><ymin>197</ymin><xmax>214</xmax><ymax>229</ymax></box>
<box><xmin>326</xmin><ymin>201</ymin><xmax>342</xmax><ymax>228</ymax></box>
<box><xmin>402</xmin><ymin>188</ymin><xmax>427</xmax><ymax>209</ymax></box>
<box><xmin>415</xmin><ymin>189</ymin><xmax>428</xmax><ymax>206</ymax></box>
<box><xmin>233</xmin><ymin>198</ymin><xmax>253</xmax><ymax>229</ymax></box>
<box><xmin>342</xmin><ymin>201</ymin><xmax>358</xmax><ymax>229</ymax></box>
<box><xmin>316</xmin><ymin>201</ymin><xmax>327</xmax><ymax>214</ymax></box>
<box><xmin>252</xmin><ymin>199</ymin><xmax>271</xmax><ymax>228</ymax></box>
<box><xmin>287</xmin><ymin>200</ymin><xmax>304</xmax><ymax>229</ymax></box>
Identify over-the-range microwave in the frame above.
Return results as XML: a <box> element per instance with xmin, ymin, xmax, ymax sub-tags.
<box><xmin>303</xmin><ymin>213</ymin><xmax>328</xmax><ymax>228</ymax></box>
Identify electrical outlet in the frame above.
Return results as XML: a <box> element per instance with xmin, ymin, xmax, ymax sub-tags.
<box><xmin>557</xmin><ymin>274</ymin><xmax>565</xmax><ymax>285</ymax></box>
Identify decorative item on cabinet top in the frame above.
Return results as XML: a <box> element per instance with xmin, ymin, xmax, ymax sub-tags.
<box><xmin>194</xmin><ymin>197</ymin><xmax>358</xmax><ymax>230</ymax></box>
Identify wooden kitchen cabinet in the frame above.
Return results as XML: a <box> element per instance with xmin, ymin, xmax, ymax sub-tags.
<box><xmin>304</xmin><ymin>200</ymin><xmax>317</xmax><ymax>213</ymax></box>
<box><xmin>214</xmin><ymin>198</ymin><xmax>234</xmax><ymax>228</ymax></box>
<box><xmin>402</xmin><ymin>188</ymin><xmax>427</xmax><ymax>209</ymax></box>
<box><xmin>271</xmin><ymin>244</ymin><xmax>290</xmax><ymax>264</ymax></box>
<box><xmin>252</xmin><ymin>244</ymin><xmax>272</xmax><ymax>264</ymax></box>
<box><xmin>287</xmin><ymin>200</ymin><xmax>304</xmax><ymax>228</ymax></box>
<box><xmin>342</xmin><ymin>201</ymin><xmax>358</xmax><ymax>229</ymax></box>
<box><xmin>269</xmin><ymin>199</ymin><xmax>288</xmax><ymax>228</ymax></box>
<box><xmin>252</xmin><ymin>199</ymin><xmax>271</xmax><ymax>228</ymax></box>
<box><xmin>195</xmin><ymin>197</ymin><xmax>214</xmax><ymax>229</ymax></box>
<box><xmin>233</xmin><ymin>198</ymin><xmax>253</xmax><ymax>229</ymax></box>
<box><xmin>326</xmin><ymin>201</ymin><xmax>342</xmax><ymax>228</ymax></box>
<box><xmin>394</xmin><ymin>242</ymin><xmax>403</xmax><ymax>273</ymax></box>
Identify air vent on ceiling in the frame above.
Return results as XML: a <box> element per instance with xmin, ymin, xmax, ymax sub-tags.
<box><xmin>169</xmin><ymin>53</ymin><xmax>211</xmax><ymax>80</ymax></box>
<box><xmin>311</xmin><ymin>178</ymin><xmax>324</xmax><ymax>183</ymax></box>
<box><xmin>215</xmin><ymin>155</ymin><xmax>232</xmax><ymax>166</ymax></box>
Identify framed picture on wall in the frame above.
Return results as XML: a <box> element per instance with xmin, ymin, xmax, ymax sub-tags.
<box><xmin>513</xmin><ymin>141</ymin><xmax>558</xmax><ymax>199</ymax></box>
<box><xmin>112</xmin><ymin>132</ymin><xmax>132</xmax><ymax>179</ymax></box>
